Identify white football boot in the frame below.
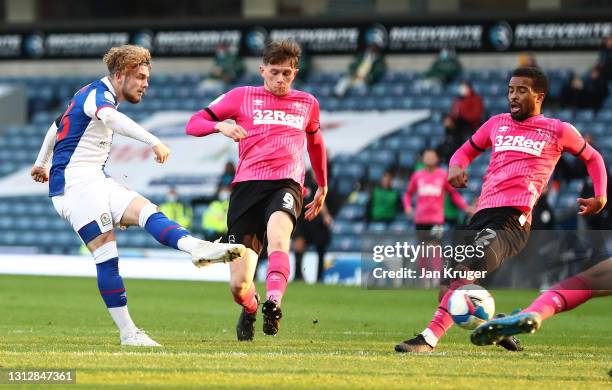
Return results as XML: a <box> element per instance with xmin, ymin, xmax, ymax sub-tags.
<box><xmin>120</xmin><ymin>329</ymin><xmax>162</xmax><ymax>347</ymax></box>
<box><xmin>191</xmin><ymin>239</ymin><xmax>246</xmax><ymax>267</ymax></box>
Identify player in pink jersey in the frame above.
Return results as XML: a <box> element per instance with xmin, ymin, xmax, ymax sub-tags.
<box><xmin>404</xmin><ymin>149</ymin><xmax>471</xmax><ymax>226</ymax></box>
<box><xmin>185</xmin><ymin>40</ymin><xmax>328</xmax><ymax>341</ymax></box>
<box><xmin>472</xmin><ymin>257</ymin><xmax>611</xmax><ymax>346</ymax></box>
<box><xmin>395</xmin><ymin>67</ymin><xmax>607</xmax><ymax>353</ymax></box>
<box><xmin>404</xmin><ymin>149</ymin><xmax>472</xmax><ymax>285</ymax></box>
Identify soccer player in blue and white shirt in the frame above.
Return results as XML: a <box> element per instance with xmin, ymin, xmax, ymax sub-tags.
<box><xmin>31</xmin><ymin>45</ymin><xmax>245</xmax><ymax>347</ymax></box>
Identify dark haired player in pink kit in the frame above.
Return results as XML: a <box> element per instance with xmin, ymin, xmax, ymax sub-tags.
<box><xmin>185</xmin><ymin>40</ymin><xmax>328</xmax><ymax>341</ymax></box>
<box><xmin>395</xmin><ymin>67</ymin><xmax>607</xmax><ymax>353</ymax></box>
<box><xmin>404</xmin><ymin>149</ymin><xmax>472</xmax><ymax>284</ymax></box>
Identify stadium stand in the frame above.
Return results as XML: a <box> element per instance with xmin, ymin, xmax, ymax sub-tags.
<box><xmin>0</xmin><ymin>68</ymin><xmax>610</xmax><ymax>254</ymax></box>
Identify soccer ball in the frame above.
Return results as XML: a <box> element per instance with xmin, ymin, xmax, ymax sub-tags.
<box><xmin>448</xmin><ymin>284</ymin><xmax>495</xmax><ymax>330</ymax></box>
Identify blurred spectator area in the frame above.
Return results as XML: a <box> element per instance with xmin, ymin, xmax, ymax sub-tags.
<box><xmin>0</xmin><ymin>66</ymin><xmax>611</xmax><ymax>254</ymax></box>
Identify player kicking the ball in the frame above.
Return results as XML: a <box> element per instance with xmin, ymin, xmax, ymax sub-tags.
<box><xmin>185</xmin><ymin>40</ymin><xmax>327</xmax><ymax>341</ymax></box>
<box><xmin>31</xmin><ymin>45</ymin><xmax>245</xmax><ymax>347</ymax></box>
<box><xmin>471</xmin><ymin>257</ymin><xmax>611</xmax><ymax>346</ymax></box>
<box><xmin>395</xmin><ymin>67</ymin><xmax>607</xmax><ymax>353</ymax></box>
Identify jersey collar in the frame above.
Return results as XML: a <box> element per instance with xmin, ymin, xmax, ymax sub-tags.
<box><xmin>101</xmin><ymin>77</ymin><xmax>118</xmax><ymax>100</ymax></box>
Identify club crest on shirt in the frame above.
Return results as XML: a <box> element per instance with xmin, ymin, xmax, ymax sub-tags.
<box><xmin>100</xmin><ymin>213</ymin><xmax>111</xmax><ymax>226</ymax></box>
<box><xmin>498</xmin><ymin>125</ymin><xmax>509</xmax><ymax>132</ymax></box>
<box><xmin>535</xmin><ymin>128</ymin><xmax>551</xmax><ymax>139</ymax></box>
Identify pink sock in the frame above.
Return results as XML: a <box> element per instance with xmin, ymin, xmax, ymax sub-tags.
<box><xmin>522</xmin><ymin>275</ymin><xmax>592</xmax><ymax>321</ymax></box>
<box><xmin>266</xmin><ymin>251</ymin><xmax>290</xmax><ymax>304</ymax></box>
<box><xmin>233</xmin><ymin>283</ymin><xmax>258</xmax><ymax>314</ymax></box>
<box><xmin>425</xmin><ymin>279</ymin><xmax>470</xmax><ymax>341</ymax></box>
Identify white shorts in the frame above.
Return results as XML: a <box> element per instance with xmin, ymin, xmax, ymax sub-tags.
<box><xmin>52</xmin><ymin>177</ymin><xmax>140</xmax><ymax>244</ymax></box>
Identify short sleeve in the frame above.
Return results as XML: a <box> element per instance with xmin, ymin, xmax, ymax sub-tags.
<box><xmin>306</xmin><ymin>98</ymin><xmax>320</xmax><ymax>134</ymax></box>
<box><xmin>469</xmin><ymin>116</ymin><xmax>495</xmax><ymax>151</ymax></box>
<box><xmin>206</xmin><ymin>87</ymin><xmax>244</xmax><ymax>121</ymax></box>
<box><xmin>559</xmin><ymin>122</ymin><xmax>587</xmax><ymax>156</ymax></box>
<box><xmin>83</xmin><ymin>88</ymin><xmax>117</xmax><ymax>119</ymax></box>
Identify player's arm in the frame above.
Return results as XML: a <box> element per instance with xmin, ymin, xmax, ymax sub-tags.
<box><xmin>447</xmin><ymin>117</ymin><xmax>494</xmax><ymax>188</ymax></box>
<box><xmin>83</xmin><ymin>89</ymin><xmax>168</xmax><ymax>163</ymax></box>
<box><xmin>304</xmin><ymin>99</ymin><xmax>328</xmax><ymax>221</ymax></box>
<box><xmin>560</xmin><ymin>123</ymin><xmax>607</xmax><ymax>215</ymax></box>
<box><xmin>31</xmin><ymin>115</ymin><xmax>62</xmax><ymax>183</ymax></box>
<box><xmin>97</xmin><ymin>108</ymin><xmax>169</xmax><ymax>163</ymax></box>
<box><xmin>185</xmin><ymin>88</ymin><xmax>246</xmax><ymax>142</ymax></box>
<box><xmin>403</xmin><ymin>175</ymin><xmax>417</xmax><ymax>217</ymax></box>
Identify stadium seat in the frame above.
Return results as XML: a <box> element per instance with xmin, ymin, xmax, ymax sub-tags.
<box><xmin>400</xmin><ymin>97</ymin><xmax>415</xmax><ymax>109</ymax></box>
<box><xmin>398</xmin><ymin>137</ymin><xmax>425</xmax><ymax>151</ymax></box>
<box><xmin>337</xmin><ymin>204</ymin><xmax>366</xmax><ymax>220</ymax></box>
<box><xmin>332</xmin><ymin>162</ymin><xmax>365</xmax><ymax>179</ymax></box>
<box><xmin>335</xmin><ymin>178</ymin><xmax>356</xmax><ymax>196</ymax></box>
<box><xmin>398</xmin><ymin>153</ymin><xmax>416</xmax><ymax>169</ymax></box>
<box><xmin>329</xmin><ymin>235</ymin><xmax>361</xmax><ymax>252</ymax></box>
<box><xmin>367</xmin><ymin>164</ymin><xmax>388</xmax><ymax>182</ymax></box>
<box><xmin>575</xmin><ymin>110</ymin><xmax>595</xmax><ymax>122</ymax></box>
<box><xmin>367</xmin><ymin>222</ymin><xmax>388</xmax><ymax>233</ymax></box>
<box><xmin>0</xmin><ymin>215</ymin><xmax>11</xmax><ymax>230</ymax></box>
<box><xmin>596</xmin><ymin>109</ymin><xmax>612</xmax><ymax>122</ymax></box>
<box><xmin>369</xmin><ymin>150</ymin><xmax>396</xmax><ymax>166</ymax></box>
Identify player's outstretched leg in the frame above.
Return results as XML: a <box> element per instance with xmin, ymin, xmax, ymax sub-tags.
<box><xmin>472</xmin><ymin>259</ymin><xmax>612</xmax><ymax>346</ymax></box>
<box><xmin>92</xmin><ymin>236</ymin><xmax>160</xmax><ymax>347</ymax></box>
<box><xmin>133</xmin><ymin>200</ymin><xmax>246</xmax><ymax>266</ymax></box>
<box><xmin>230</xmin><ymin>249</ymin><xmax>260</xmax><ymax>341</ymax></box>
<box><xmin>471</xmin><ymin>312</ymin><xmax>541</xmax><ymax>346</ymax></box>
<box><xmin>395</xmin><ymin>282</ymin><xmax>461</xmax><ymax>353</ymax></box>
<box><xmin>262</xmin><ymin>211</ymin><xmax>293</xmax><ymax>336</ymax></box>
<box><xmin>395</xmin><ymin>280</ymin><xmax>523</xmax><ymax>352</ymax></box>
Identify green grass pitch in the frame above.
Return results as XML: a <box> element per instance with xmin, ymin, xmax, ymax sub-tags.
<box><xmin>0</xmin><ymin>274</ymin><xmax>610</xmax><ymax>389</ymax></box>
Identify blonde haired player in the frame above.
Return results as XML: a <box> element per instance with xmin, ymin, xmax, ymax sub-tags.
<box><xmin>31</xmin><ymin>45</ymin><xmax>245</xmax><ymax>347</ymax></box>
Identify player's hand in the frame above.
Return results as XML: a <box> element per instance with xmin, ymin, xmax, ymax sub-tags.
<box><xmin>304</xmin><ymin>186</ymin><xmax>328</xmax><ymax>221</ymax></box>
<box><xmin>323</xmin><ymin>213</ymin><xmax>333</xmax><ymax>227</ymax></box>
<box><xmin>216</xmin><ymin>122</ymin><xmax>247</xmax><ymax>142</ymax></box>
<box><xmin>30</xmin><ymin>165</ymin><xmax>49</xmax><ymax>183</ymax></box>
<box><xmin>577</xmin><ymin>196</ymin><xmax>607</xmax><ymax>216</ymax></box>
<box><xmin>405</xmin><ymin>209</ymin><xmax>413</xmax><ymax>220</ymax></box>
<box><xmin>448</xmin><ymin>165</ymin><xmax>468</xmax><ymax>188</ymax></box>
<box><xmin>465</xmin><ymin>205</ymin><xmax>476</xmax><ymax>215</ymax></box>
<box><xmin>152</xmin><ymin>143</ymin><xmax>170</xmax><ymax>164</ymax></box>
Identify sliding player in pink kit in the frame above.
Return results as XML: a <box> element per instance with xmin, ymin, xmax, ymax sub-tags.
<box><xmin>185</xmin><ymin>40</ymin><xmax>327</xmax><ymax>341</ymax></box>
<box><xmin>472</xmin><ymin>257</ymin><xmax>612</xmax><ymax>346</ymax></box>
<box><xmin>403</xmin><ymin>149</ymin><xmax>472</xmax><ymax>285</ymax></box>
<box><xmin>395</xmin><ymin>67</ymin><xmax>607</xmax><ymax>353</ymax></box>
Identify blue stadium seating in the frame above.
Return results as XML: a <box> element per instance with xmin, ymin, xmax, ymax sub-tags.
<box><xmin>0</xmin><ymin>67</ymin><xmax>609</xmax><ymax>253</ymax></box>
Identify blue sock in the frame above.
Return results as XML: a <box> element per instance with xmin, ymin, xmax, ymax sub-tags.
<box><xmin>144</xmin><ymin>212</ymin><xmax>190</xmax><ymax>250</ymax></box>
<box><xmin>96</xmin><ymin>258</ymin><xmax>127</xmax><ymax>308</ymax></box>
